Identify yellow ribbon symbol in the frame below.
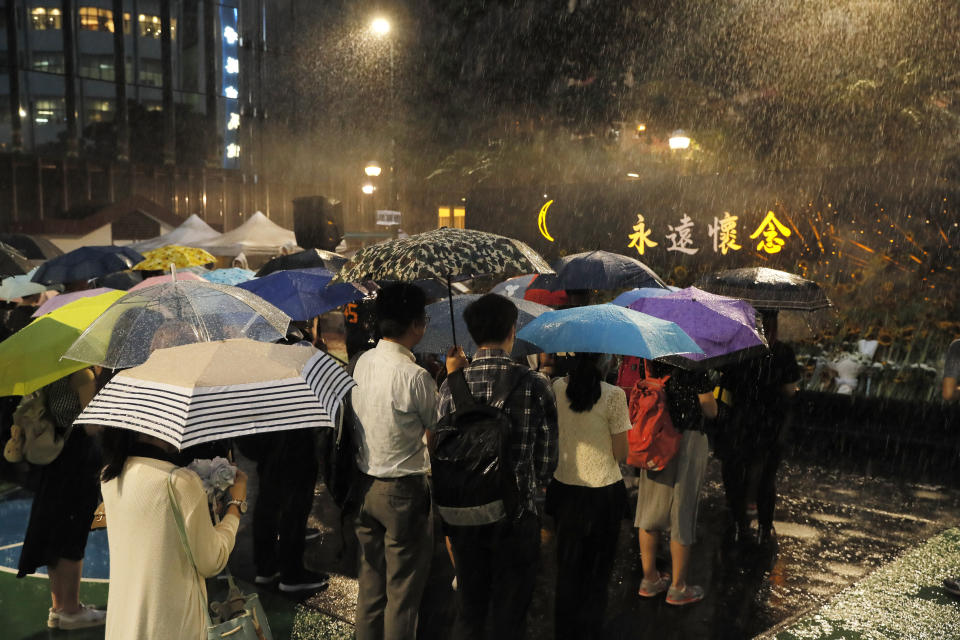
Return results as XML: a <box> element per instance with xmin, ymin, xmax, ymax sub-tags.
<box><xmin>538</xmin><ymin>199</ymin><xmax>555</xmax><ymax>242</ymax></box>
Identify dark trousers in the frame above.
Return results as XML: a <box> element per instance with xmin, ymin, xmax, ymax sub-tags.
<box><xmin>252</xmin><ymin>430</ymin><xmax>319</xmax><ymax>577</ymax></box>
<box><xmin>447</xmin><ymin>511</ymin><xmax>541</xmax><ymax>640</ymax></box>
<box><xmin>354</xmin><ymin>474</ymin><xmax>433</xmax><ymax>640</ymax></box>
<box><xmin>714</xmin><ymin>417</ymin><xmax>784</xmax><ymax>531</ymax></box>
<box><xmin>549</xmin><ymin>480</ymin><xmax>626</xmax><ymax>640</ymax></box>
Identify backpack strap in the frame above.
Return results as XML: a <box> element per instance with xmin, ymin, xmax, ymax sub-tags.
<box><xmin>489</xmin><ymin>365</ymin><xmax>529</xmax><ymax>409</ymax></box>
<box><xmin>446</xmin><ymin>365</ymin><xmax>529</xmax><ymax>412</ymax></box>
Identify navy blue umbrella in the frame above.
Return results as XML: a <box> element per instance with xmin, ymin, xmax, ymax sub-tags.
<box><xmin>238</xmin><ymin>268</ymin><xmax>365</xmax><ymax>321</ymax></box>
<box><xmin>541</xmin><ymin>250</ymin><xmax>668</xmax><ymax>292</ymax></box>
<box><xmin>415</xmin><ymin>295</ymin><xmax>548</xmax><ymax>356</ymax></box>
<box><xmin>31</xmin><ymin>245</ymin><xmax>144</xmax><ymax>285</ymax></box>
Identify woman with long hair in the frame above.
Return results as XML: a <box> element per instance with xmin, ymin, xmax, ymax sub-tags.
<box><xmin>98</xmin><ymin>427</ymin><xmax>247</xmax><ymax>639</ymax></box>
<box><xmin>547</xmin><ymin>352</ymin><xmax>630</xmax><ymax>640</ymax></box>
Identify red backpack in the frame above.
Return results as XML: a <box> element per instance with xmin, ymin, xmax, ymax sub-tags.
<box><xmin>624</xmin><ymin>359</ymin><xmax>682</xmax><ymax>472</ymax></box>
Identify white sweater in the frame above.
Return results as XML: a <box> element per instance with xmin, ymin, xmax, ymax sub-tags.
<box><xmin>101</xmin><ymin>457</ymin><xmax>239</xmax><ymax>640</ymax></box>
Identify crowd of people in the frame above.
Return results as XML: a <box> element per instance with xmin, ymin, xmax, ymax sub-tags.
<box><xmin>6</xmin><ymin>274</ymin><xmax>892</xmax><ymax>640</ymax></box>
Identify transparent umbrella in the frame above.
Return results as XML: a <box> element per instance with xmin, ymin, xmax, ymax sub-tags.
<box><xmin>63</xmin><ymin>280</ymin><xmax>291</xmax><ymax>369</ymax></box>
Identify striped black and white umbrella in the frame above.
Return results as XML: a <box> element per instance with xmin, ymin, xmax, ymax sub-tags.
<box><xmin>75</xmin><ymin>339</ymin><xmax>355</xmax><ymax>450</ymax></box>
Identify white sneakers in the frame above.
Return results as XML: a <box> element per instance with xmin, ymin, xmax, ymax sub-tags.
<box><xmin>47</xmin><ymin>604</ymin><xmax>107</xmax><ymax>630</ymax></box>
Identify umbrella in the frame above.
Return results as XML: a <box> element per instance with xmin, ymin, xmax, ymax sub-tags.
<box><xmin>0</xmin><ymin>242</ymin><xmax>32</xmax><ymax>277</ymax></box>
<box><xmin>516</xmin><ymin>304</ymin><xmax>702</xmax><ymax>360</ymax></box>
<box><xmin>0</xmin><ymin>269</ymin><xmax>48</xmax><ymax>300</ymax></box>
<box><xmin>133</xmin><ymin>245</ymin><xmax>216</xmax><ymax>271</ymax></box>
<box><xmin>62</xmin><ymin>281</ymin><xmax>291</xmax><ymax>369</ymax></box>
<box><xmin>256</xmin><ymin>248</ymin><xmax>348</xmax><ymax>277</ymax></box>
<box><xmin>490</xmin><ymin>274</ymin><xmax>568</xmax><ymax>306</ymax></box>
<box><xmin>201</xmin><ymin>267</ymin><xmax>256</xmax><ymax>285</ymax></box>
<box><xmin>695</xmin><ymin>267</ymin><xmax>832</xmax><ymax>312</ymax></box>
<box><xmin>32</xmin><ymin>287</ymin><xmax>117</xmax><ymax>317</ymax></box>
<box><xmin>628</xmin><ymin>287</ymin><xmax>768</xmax><ymax>369</ymax></box>
<box><xmin>415</xmin><ymin>295</ymin><xmax>550</xmax><ymax>356</ymax></box>
<box><xmin>336</xmin><ymin>228</ymin><xmax>553</xmax><ymax>345</ymax></box>
<box><xmin>237</xmin><ymin>268</ymin><xmax>365</xmax><ymax>321</ymax></box>
<box><xmin>95</xmin><ymin>270</ymin><xmax>144</xmax><ymax>290</ymax></box>
<box><xmin>540</xmin><ymin>250</ymin><xmax>668</xmax><ymax>292</ymax></box>
<box><xmin>0</xmin><ymin>291</ymin><xmax>127</xmax><ymax>396</ymax></box>
<box><xmin>31</xmin><ymin>245</ymin><xmax>144</xmax><ymax>285</ymax></box>
<box><xmin>0</xmin><ymin>234</ymin><xmax>64</xmax><ymax>260</ymax></box>
<box><xmin>610</xmin><ymin>287</ymin><xmax>677</xmax><ymax>307</ymax></box>
<box><xmin>74</xmin><ymin>339</ymin><xmax>356</xmax><ymax>450</ymax></box>
<box><xmin>128</xmin><ymin>272</ymin><xmax>206</xmax><ymax>291</ymax></box>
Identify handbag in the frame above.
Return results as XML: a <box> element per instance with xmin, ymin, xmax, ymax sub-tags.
<box><xmin>90</xmin><ymin>502</ymin><xmax>106</xmax><ymax>530</ymax></box>
<box><xmin>167</xmin><ymin>470</ymin><xmax>273</xmax><ymax>640</ymax></box>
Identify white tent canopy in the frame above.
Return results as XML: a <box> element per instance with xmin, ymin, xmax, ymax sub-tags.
<box><xmin>199</xmin><ymin>211</ymin><xmax>299</xmax><ymax>257</ymax></box>
<box><xmin>131</xmin><ymin>214</ymin><xmax>222</xmax><ymax>252</ymax></box>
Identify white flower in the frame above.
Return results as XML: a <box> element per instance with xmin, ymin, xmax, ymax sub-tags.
<box><xmin>187</xmin><ymin>457</ymin><xmax>238</xmax><ymax>501</ymax></box>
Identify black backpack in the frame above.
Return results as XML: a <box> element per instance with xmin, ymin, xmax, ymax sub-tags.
<box><xmin>431</xmin><ymin>366</ymin><xmax>527</xmax><ymax>526</ymax></box>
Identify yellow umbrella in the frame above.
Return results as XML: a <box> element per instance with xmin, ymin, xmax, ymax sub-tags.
<box><xmin>133</xmin><ymin>245</ymin><xmax>216</xmax><ymax>271</ymax></box>
<box><xmin>0</xmin><ymin>290</ymin><xmax>125</xmax><ymax>396</ymax></box>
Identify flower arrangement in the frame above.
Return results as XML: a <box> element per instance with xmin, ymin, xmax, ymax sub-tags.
<box><xmin>187</xmin><ymin>457</ymin><xmax>238</xmax><ymax>504</ymax></box>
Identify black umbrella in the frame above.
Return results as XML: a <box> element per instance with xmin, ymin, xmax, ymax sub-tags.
<box><xmin>540</xmin><ymin>250</ymin><xmax>668</xmax><ymax>291</ymax></box>
<box><xmin>0</xmin><ymin>234</ymin><xmax>64</xmax><ymax>261</ymax></box>
<box><xmin>695</xmin><ymin>267</ymin><xmax>832</xmax><ymax>312</ymax></box>
<box><xmin>256</xmin><ymin>248</ymin><xmax>348</xmax><ymax>277</ymax></box>
<box><xmin>94</xmin><ymin>270</ymin><xmax>145</xmax><ymax>291</ymax></box>
<box><xmin>0</xmin><ymin>242</ymin><xmax>33</xmax><ymax>277</ymax></box>
<box><xmin>31</xmin><ymin>245</ymin><xmax>144</xmax><ymax>285</ymax></box>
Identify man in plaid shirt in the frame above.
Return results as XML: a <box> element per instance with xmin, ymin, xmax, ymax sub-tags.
<box><xmin>437</xmin><ymin>293</ymin><xmax>558</xmax><ymax>640</ymax></box>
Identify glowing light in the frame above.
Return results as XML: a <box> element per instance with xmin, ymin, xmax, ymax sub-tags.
<box><xmin>224</xmin><ymin>86</ymin><xmax>238</xmax><ymax>99</ymax></box>
<box><xmin>371</xmin><ymin>17</ymin><xmax>390</xmax><ymax>36</ymax></box>
<box><xmin>362</xmin><ymin>183</ymin><xmax>376</xmax><ymax>195</ymax></box>
<box><xmin>225</xmin><ymin>57</ymin><xmax>239</xmax><ymax>74</ymax></box>
<box><xmin>636</xmin><ymin>124</ymin><xmax>646</xmax><ymax>132</ymax></box>
<box><xmin>227</xmin><ymin>112</ymin><xmax>241</xmax><ymax>130</ymax></box>
<box><xmin>626</xmin><ymin>172</ymin><xmax>640</xmax><ymax>178</ymax></box>
<box><xmin>364</xmin><ymin>162</ymin><xmax>382</xmax><ymax>177</ymax></box>
<box><xmin>223</xmin><ymin>26</ymin><xmax>238</xmax><ymax>44</ymax></box>
<box><xmin>18</xmin><ymin>107</ymin><xmax>26</xmax><ymax>118</ymax></box>
<box><xmin>668</xmin><ymin>131</ymin><xmax>691</xmax><ymax>150</ymax></box>
<box><xmin>538</xmin><ymin>200</ymin><xmax>555</xmax><ymax>242</ymax></box>
<box><xmin>226</xmin><ymin>143</ymin><xmax>240</xmax><ymax>158</ymax></box>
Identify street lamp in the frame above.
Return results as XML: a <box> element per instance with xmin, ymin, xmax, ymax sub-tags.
<box><xmin>361</xmin><ymin>183</ymin><xmax>376</xmax><ymax>195</ymax></box>
<box><xmin>364</xmin><ymin>162</ymin><xmax>382</xmax><ymax>177</ymax></box>
<box><xmin>370</xmin><ymin>16</ymin><xmax>397</xmax><ymax>211</ymax></box>
<box><xmin>669</xmin><ymin>130</ymin><xmax>691</xmax><ymax>150</ymax></box>
<box><xmin>371</xmin><ymin>17</ymin><xmax>390</xmax><ymax>36</ymax></box>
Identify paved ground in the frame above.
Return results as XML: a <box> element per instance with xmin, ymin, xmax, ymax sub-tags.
<box><xmin>4</xmin><ymin>454</ymin><xmax>960</xmax><ymax>639</ymax></box>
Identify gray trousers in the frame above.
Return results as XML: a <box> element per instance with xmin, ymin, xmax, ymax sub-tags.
<box><xmin>354</xmin><ymin>474</ymin><xmax>433</xmax><ymax>640</ymax></box>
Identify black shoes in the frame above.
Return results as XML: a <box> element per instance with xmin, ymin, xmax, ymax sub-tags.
<box><xmin>279</xmin><ymin>569</ymin><xmax>331</xmax><ymax>593</ymax></box>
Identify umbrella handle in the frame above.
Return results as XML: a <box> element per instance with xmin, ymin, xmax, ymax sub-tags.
<box><xmin>169</xmin><ymin>263</ymin><xmax>177</xmax><ymax>282</ymax></box>
<box><xmin>446</xmin><ymin>275</ymin><xmax>457</xmax><ymax>347</ymax></box>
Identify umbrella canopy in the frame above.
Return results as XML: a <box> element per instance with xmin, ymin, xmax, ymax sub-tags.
<box><xmin>610</xmin><ymin>287</ymin><xmax>677</xmax><ymax>307</ymax></box>
<box><xmin>256</xmin><ymin>248</ymin><xmax>348</xmax><ymax>277</ymax></box>
<box><xmin>130</xmin><ymin>214</ymin><xmax>222</xmax><ymax>252</ymax></box>
<box><xmin>540</xmin><ymin>250</ymin><xmax>668</xmax><ymax>292</ymax></box>
<box><xmin>75</xmin><ymin>339</ymin><xmax>356</xmax><ymax>450</ymax></box>
<box><xmin>489</xmin><ymin>274</ymin><xmax>567</xmax><ymax>305</ymax></box>
<box><xmin>0</xmin><ymin>242</ymin><xmax>33</xmax><ymax>277</ymax></box>
<box><xmin>336</xmin><ymin>228</ymin><xmax>553</xmax><ymax>283</ymax></box>
<box><xmin>63</xmin><ymin>281</ymin><xmax>291</xmax><ymax>369</ymax></box>
<box><xmin>0</xmin><ymin>269</ymin><xmax>48</xmax><ymax>300</ymax></box>
<box><xmin>31</xmin><ymin>245</ymin><xmax>144</xmax><ymax>285</ymax></box>
<box><xmin>628</xmin><ymin>287</ymin><xmax>767</xmax><ymax>369</ymax></box>
<box><xmin>0</xmin><ymin>290</ymin><xmax>127</xmax><ymax>396</ymax></box>
<box><xmin>237</xmin><ymin>268</ymin><xmax>365</xmax><ymax>321</ymax></box>
<box><xmin>32</xmin><ymin>287</ymin><xmax>116</xmax><ymax>317</ymax></box>
<box><xmin>201</xmin><ymin>267</ymin><xmax>256</xmax><ymax>285</ymax></box>
<box><xmin>199</xmin><ymin>211</ymin><xmax>298</xmax><ymax>257</ymax></box>
<box><xmin>516</xmin><ymin>304</ymin><xmax>702</xmax><ymax>360</ymax></box>
<box><xmin>94</xmin><ymin>270</ymin><xmax>144</xmax><ymax>290</ymax></box>
<box><xmin>0</xmin><ymin>234</ymin><xmax>64</xmax><ymax>260</ymax></box>
<box><xmin>128</xmin><ymin>272</ymin><xmax>206</xmax><ymax>291</ymax></box>
<box><xmin>696</xmin><ymin>267</ymin><xmax>832</xmax><ymax>312</ymax></box>
<box><xmin>133</xmin><ymin>245</ymin><xmax>216</xmax><ymax>271</ymax></box>
<box><xmin>415</xmin><ymin>295</ymin><xmax>549</xmax><ymax>356</ymax></box>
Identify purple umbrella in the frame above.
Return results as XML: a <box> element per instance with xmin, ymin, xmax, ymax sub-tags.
<box><xmin>628</xmin><ymin>286</ymin><xmax>767</xmax><ymax>370</ymax></box>
<box><xmin>31</xmin><ymin>287</ymin><xmax>117</xmax><ymax>318</ymax></box>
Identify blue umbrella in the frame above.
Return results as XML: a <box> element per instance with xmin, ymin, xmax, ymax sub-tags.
<box><xmin>516</xmin><ymin>304</ymin><xmax>702</xmax><ymax>359</ymax></box>
<box><xmin>201</xmin><ymin>267</ymin><xmax>256</xmax><ymax>286</ymax></box>
<box><xmin>415</xmin><ymin>295</ymin><xmax>549</xmax><ymax>356</ymax></box>
<box><xmin>610</xmin><ymin>286</ymin><xmax>678</xmax><ymax>307</ymax></box>
<box><xmin>32</xmin><ymin>245</ymin><xmax>144</xmax><ymax>285</ymax></box>
<box><xmin>541</xmin><ymin>250</ymin><xmax>667</xmax><ymax>292</ymax></box>
<box><xmin>237</xmin><ymin>269</ymin><xmax>364</xmax><ymax>321</ymax></box>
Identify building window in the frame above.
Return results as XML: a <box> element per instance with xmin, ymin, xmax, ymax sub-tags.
<box><xmin>79</xmin><ymin>54</ymin><xmax>114</xmax><ymax>81</ymax></box>
<box><xmin>34</xmin><ymin>99</ymin><xmax>66</xmax><ymax>125</ymax></box>
<box><xmin>32</xmin><ymin>52</ymin><xmax>65</xmax><ymax>74</ymax></box>
<box><xmin>31</xmin><ymin>7</ymin><xmax>62</xmax><ymax>30</ymax></box>
<box><xmin>136</xmin><ymin>14</ymin><xmax>175</xmax><ymax>39</ymax></box>
<box><xmin>438</xmin><ymin>207</ymin><xmax>467</xmax><ymax>229</ymax></box>
<box><xmin>84</xmin><ymin>99</ymin><xmax>114</xmax><ymax>123</ymax></box>
<box><xmin>139</xmin><ymin>59</ymin><xmax>162</xmax><ymax>86</ymax></box>
<box><xmin>438</xmin><ymin>207</ymin><xmax>451</xmax><ymax>227</ymax></box>
<box><xmin>453</xmin><ymin>207</ymin><xmax>466</xmax><ymax>229</ymax></box>
<box><xmin>78</xmin><ymin>7</ymin><xmax>114</xmax><ymax>32</ymax></box>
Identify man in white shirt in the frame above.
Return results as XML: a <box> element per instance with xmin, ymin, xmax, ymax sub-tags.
<box><xmin>350</xmin><ymin>283</ymin><xmax>459</xmax><ymax>640</ymax></box>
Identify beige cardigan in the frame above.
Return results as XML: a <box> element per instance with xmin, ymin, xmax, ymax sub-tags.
<box><xmin>101</xmin><ymin>457</ymin><xmax>239</xmax><ymax>640</ymax></box>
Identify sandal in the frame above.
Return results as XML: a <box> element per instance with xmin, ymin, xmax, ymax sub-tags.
<box><xmin>666</xmin><ymin>584</ymin><xmax>705</xmax><ymax>606</ymax></box>
<box><xmin>638</xmin><ymin>572</ymin><xmax>671</xmax><ymax>598</ymax></box>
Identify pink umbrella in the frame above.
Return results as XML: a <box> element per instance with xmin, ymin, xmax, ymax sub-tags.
<box><xmin>32</xmin><ymin>288</ymin><xmax>114</xmax><ymax>318</ymax></box>
<box><xmin>128</xmin><ymin>272</ymin><xmax>205</xmax><ymax>292</ymax></box>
